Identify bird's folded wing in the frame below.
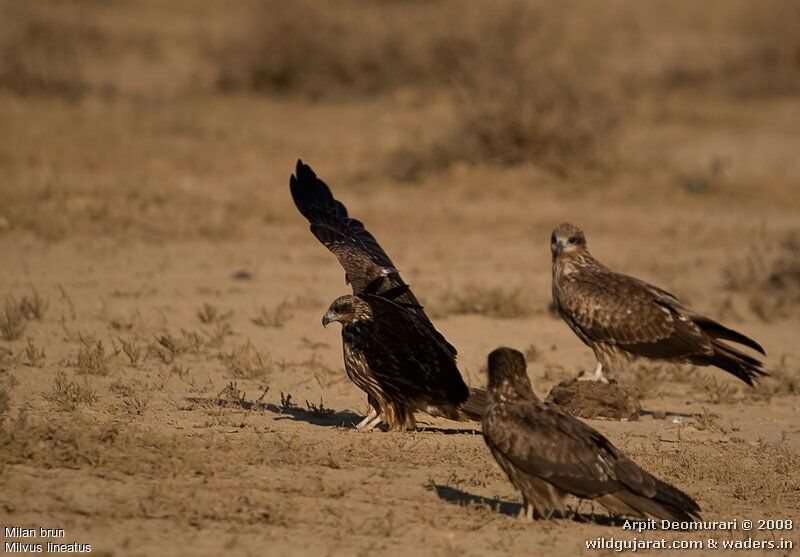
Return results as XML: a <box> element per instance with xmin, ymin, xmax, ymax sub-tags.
<box><xmin>485</xmin><ymin>403</ymin><xmax>630</xmax><ymax>498</ymax></box>
<box><xmin>360</xmin><ymin>293</ymin><xmax>468</xmax><ymax>406</ymax></box>
<box><xmin>560</xmin><ymin>272</ymin><xmax>711</xmax><ymax>358</ymax></box>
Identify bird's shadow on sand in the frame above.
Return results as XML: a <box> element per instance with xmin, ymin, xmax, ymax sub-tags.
<box><xmin>429</xmin><ymin>483</ymin><xmax>628</xmax><ymax>527</ymax></box>
<box><xmin>185</xmin><ymin>396</ymin><xmax>362</xmax><ymax>428</ymax></box>
<box><xmin>185</xmin><ymin>396</ymin><xmax>480</xmax><ymax>434</ymax></box>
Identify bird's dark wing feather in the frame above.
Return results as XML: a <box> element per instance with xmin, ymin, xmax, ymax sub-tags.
<box><xmin>291</xmin><ymin>160</ymin><xmax>456</xmax><ymax>355</ymax></box>
<box><xmin>484</xmin><ymin>401</ymin><xmax>701</xmax><ymax>519</ymax></box>
<box><xmin>360</xmin><ymin>293</ymin><xmax>468</xmax><ymax>407</ymax></box>
<box><xmin>290</xmin><ymin>160</ymin><xmax>397</xmax><ymax>288</ymax></box>
<box><xmin>484</xmin><ymin>402</ymin><xmax>633</xmax><ymax>498</ymax></box>
<box><xmin>558</xmin><ymin>271</ymin><xmax>712</xmax><ymax>360</ymax></box>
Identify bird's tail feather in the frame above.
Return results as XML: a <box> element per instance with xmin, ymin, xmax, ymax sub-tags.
<box><xmin>693</xmin><ymin>317</ymin><xmax>766</xmax><ymax>355</ymax></box>
<box><xmin>695</xmin><ymin>340</ymin><xmax>768</xmax><ymax>386</ymax></box>
<box><xmin>457</xmin><ymin>387</ymin><xmax>488</xmax><ymax>421</ymax></box>
<box><xmin>612</xmin><ymin>482</ymin><xmax>701</xmax><ymax>523</ymax></box>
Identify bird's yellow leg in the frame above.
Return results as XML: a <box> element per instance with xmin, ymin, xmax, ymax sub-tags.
<box><xmin>578</xmin><ymin>362</ymin><xmax>609</xmax><ymax>383</ymax></box>
<box><xmin>355</xmin><ymin>406</ymin><xmax>380</xmax><ymax>430</ymax></box>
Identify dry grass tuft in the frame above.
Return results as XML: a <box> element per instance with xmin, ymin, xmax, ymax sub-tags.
<box><xmin>121</xmin><ymin>392</ymin><xmax>150</xmax><ymax>416</ymax></box>
<box><xmin>218</xmin><ymin>380</ymin><xmax>246</xmax><ymax>406</ymax></box>
<box><xmin>0</xmin><ymin>297</ymin><xmax>27</xmax><ymax>340</ymax></box>
<box><xmin>429</xmin><ymin>285</ymin><xmax>536</xmax><ymax>319</ymax></box>
<box><xmin>305</xmin><ymin>398</ymin><xmax>334</xmax><ymax>417</ymax></box>
<box><xmin>43</xmin><ymin>371</ymin><xmax>98</xmax><ymax>411</ymax></box>
<box><xmin>149</xmin><ymin>330</ymin><xmax>206</xmax><ymax>363</ymax></box>
<box><xmin>0</xmin><ymin>3</ymin><xmax>98</xmax><ymax>100</ymax></box>
<box><xmin>213</xmin><ymin>0</ymin><xmax>618</xmax><ymax>177</ymax></box>
<box><xmin>197</xmin><ymin>302</ymin><xmax>232</xmax><ymax>324</ymax></box>
<box><xmin>251</xmin><ymin>300</ymin><xmax>295</xmax><ymax>329</ymax></box>
<box><xmin>117</xmin><ymin>337</ymin><xmax>142</xmax><ymax>366</ymax></box>
<box><xmin>625</xmin><ymin>362</ymin><xmax>688</xmax><ymax>399</ymax></box>
<box><xmin>693</xmin><ymin>374</ymin><xmax>743</xmax><ymax>404</ymax></box>
<box><xmin>725</xmin><ymin>232</ymin><xmax>800</xmax><ymax>320</ymax></box>
<box><xmin>218</xmin><ymin>341</ymin><xmax>272</xmax><ymax>380</ymax></box>
<box><xmin>75</xmin><ymin>340</ymin><xmax>113</xmax><ymax>376</ymax></box>
<box><xmin>753</xmin><ymin>355</ymin><xmax>800</xmax><ymax>400</ymax></box>
<box><xmin>0</xmin><ymin>388</ymin><xmax>8</xmax><ymax>416</ymax></box>
<box><xmin>19</xmin><ymin>289</ymin><xmax>48</xmax><ymax>320</ymax></box>
<box><xmin>24</xmin><ymin>338</ymin><xmax>46</xmax><ymax>367</ymax></box>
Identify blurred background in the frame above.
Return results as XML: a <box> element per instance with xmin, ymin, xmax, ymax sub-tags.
<box><xmin>0</xmin><ymin>0</ymin><xmax>798</xmax><ymax>318</ymax></box>
<box><xmin>1</xmin><ymin>5</ymin><xmax>799</xmax><ymax>553</ymax></box>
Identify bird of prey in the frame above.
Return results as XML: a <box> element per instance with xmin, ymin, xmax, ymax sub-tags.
<box><xmin>291</xmin><ymin>159</ymin><xmax>483</xmax><ymax>429</ymax></box>
<box><xmin>483</xmin><ymin>347</ymin><xmax>702</xmax><ymax>521</ymax></box>
<box><xmin>322</xmin><ymin>289</ymin><xmax>484</xmax><ymax>431</ymax></box>
<box><xmin>550</xmin><ymin>223</ymin><xmax>766</xmax><ymax>385</ymax></box>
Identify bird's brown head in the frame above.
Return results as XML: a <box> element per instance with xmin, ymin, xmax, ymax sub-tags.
<box><xmin>550</xmin><ymin>222</ymin><xmax>587</xmax><ymax>258</ymax></box>
<box><xmin>322</xmin><ymin>295</ymin><xmax>372</xmax><ymax>328</ymax></box>
<box><xmin>486</xmin><ymin>347</ymin><xmax>538</xmax><ymax>401</ymax></box>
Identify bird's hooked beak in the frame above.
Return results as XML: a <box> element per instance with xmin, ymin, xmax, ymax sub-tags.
<box><xmin>553</xmin><ymin>238</ymin><xmax>565</xmax><ymax>257</ymax></box>
<box><xmin>321</xmin><ymin>311</ymin><xmax>335</xmax><ymax>328</ymax></box>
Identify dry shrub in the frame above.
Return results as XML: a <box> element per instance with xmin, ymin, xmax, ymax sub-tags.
<box><xmin>436</xmin><ymin>1</ymin><xmax>617</xmax><ymax>176</ymax></box>
<box><xmin>0</xmin><ymin>297</ymin><xmax>27</xmax><ymax>340</ymax></box>
<box><xmin>658</xmin><ymin>0</ymin><xmax>800</xmax><ymax>98</ymax></box>
<box><xmin>75</xmin><ymin>340</ymin><xmax>112</xmax><ymax>375</ymax></box>
<box><xmin>429</xmin><ymin>285</ymin><xmax>536</xmax><ymax>319</ymax></box>
<box><xmin>197</xmin><ymin>303</ymin><xmax>232</xmax><ymax>325</ymax></box>
<box><xmin>0</xmin><ymin>388</ymin><xmax>9</xmax><ymax>416</ymax></box>
<box><xmin>19</xmin><ymin>289</ymin><xmax>48</xmax><ymax>320</ymax></box>
<box><xmin>218</xmin><ymin>0</ymin><xmax>617</xmax><ymax>176</ymax></box>
<box><xmin>118</xmin><ymin>337</ymin><xmax>142</xmax><ymax>366</ymax></box>
<box><xmin>725</xmin><ymin>232</ymin><xmax>800</xmax><ymax>320</ymax></box>
<box><xmin>24</xmin><ymin>338</ymin><xmax>46</xmax><ymax>367</ymax></box>
<box><xmin>43</xmin><ymin>371</ymin><xmax>98</xmax><ymax>411</ymax></box>
<box><xmin>0</xmin><ymin>2</ymin><xmax>101</xmax><ymax>99</ymax></box>
<box><xmin>753</xmin><ymin>355</ymin><xmax>800</xmax><ymax>401</ymax></box>
<box><xmin>0</xmin><ymin>415</ymin><xmax>211</xmax><ymax>477</ymax></box>
<box><xmin>251</xmin><ymin>300</ymin><xmax>294</xmax><ymax>329</ymax></box>
<box><xmin>214</xmin><ymin>0</ymin><xmax>467</xmax><ymax>96</ymax></box>
<box><xmin>218</xmin><ymin>341</ymin><xmax>272</xmax><ymax>380</ymax></box>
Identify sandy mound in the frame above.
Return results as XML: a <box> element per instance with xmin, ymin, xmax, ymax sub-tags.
<box><xmin>545</xmin><ymin>378</ymin><xmax>642</xmax><ymax>421</ymax></box>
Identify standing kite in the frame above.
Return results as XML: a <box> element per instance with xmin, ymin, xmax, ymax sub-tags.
<box><xmin>322</xmin><ymin>291</ymin><xmax>483</xmax><ymax>431</ymax></box>
<box><xmin>483</xmin><ymin>347</ymin><xmax>702</xmax><ymax>521</ymax></box>
<box><xmin>291</xmin><ymin>160</ymin><xmax>483</xmax><ymax>429</ymax></box>
<box><xmin>550</xmin><ymin>223</ymin><xmax>766</xmax><ymax>385</ymax></box>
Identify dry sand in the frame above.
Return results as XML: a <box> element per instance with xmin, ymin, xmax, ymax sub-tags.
<box><xmin>1</xmin><ymin>2</ymin><xmax>799</xmax><ymax>556</ymax></box>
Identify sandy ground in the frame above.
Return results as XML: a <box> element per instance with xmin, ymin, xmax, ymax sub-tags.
<box><xmin>1</xmin><ymin>3</ymin><xmax>800</xmax><ymax>556</ymax></box>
